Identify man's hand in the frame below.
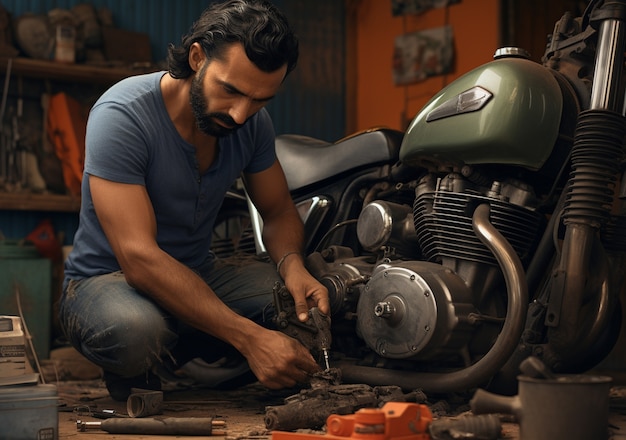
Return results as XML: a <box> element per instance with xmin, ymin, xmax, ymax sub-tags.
<box><xmin>243</xmin><ymin>327</ymin><xmax>321</xmax><ymax>389</ymax></box>
<box><xmin>283</xmin><ymin>263</ymin><xmax>329</xmax><ymax>322</ymax></box>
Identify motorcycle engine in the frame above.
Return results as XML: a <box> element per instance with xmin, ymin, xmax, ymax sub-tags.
<box><xmin>355</xmin><ymin>260</ymin><xmax>476</xmax><ymax>360</ymax></box>
<box><xmin>313</xmin><ymin>171</ymin><xmax>546</xmax><ymax>363</ymax></box>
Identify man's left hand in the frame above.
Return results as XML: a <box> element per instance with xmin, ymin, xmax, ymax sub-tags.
<box><xmin>283</xmin><ymin>265</ymin><xmax>329</xmax><ymax>322</ymax></box>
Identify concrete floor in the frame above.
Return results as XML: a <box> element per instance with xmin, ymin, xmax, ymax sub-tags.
<box><xmin>56</xmin><ymin>379</ymin><xmax>281</xmax><ymax>439</ymax></box>
<box><xmin>53</xmin><ymin>378</ymin><xmax>626</xmax><ymax>440</ymax></box>
<box><xmin>11</xmin><ymin>347</ymin><xmax>626</xmax><ymax>440</ymax></box>
<box><xmin>56</xmin><ymin>378</ymin><xmax>516</xmax><ymax>440</ymax></box>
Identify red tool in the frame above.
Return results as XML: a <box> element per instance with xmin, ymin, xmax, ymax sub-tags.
<box><xmin>272</xmin><ymin>402</ymin><xmax>433</xmax><ymax>440</ymax></box>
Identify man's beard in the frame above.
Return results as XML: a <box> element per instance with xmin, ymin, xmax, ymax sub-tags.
<box><xmin>190</xmin><ymin>69</ymin><xmax>243</xmax><ymax>138</ymax></box>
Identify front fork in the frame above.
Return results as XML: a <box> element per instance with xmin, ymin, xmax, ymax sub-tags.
<box><xmin>546</xmin><ymin>0</ymin><xmax>626</xmax><ymax>368</ymax></box>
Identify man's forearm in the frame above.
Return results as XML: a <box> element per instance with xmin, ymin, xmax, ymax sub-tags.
<box><xmin>123</xmin><ymin>249</ymin><xmax>259</xmax><ymax>352</ymax></box>
<box><xmin>262</xmin><ymin>207</ymin><xmax>306</xmax><ymax>274</ymax></box>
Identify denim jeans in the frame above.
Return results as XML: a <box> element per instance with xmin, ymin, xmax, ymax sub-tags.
<box><xmin>58</xmin><ymin>255</ymin><xmax>280</xmax><ymax>378</ymax></box>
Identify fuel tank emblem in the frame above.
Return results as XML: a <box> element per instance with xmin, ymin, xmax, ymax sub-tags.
<box><xmin>426</xmin><ymin>86</ymin><xmax>492</xmax><ymax>122</ymax></box>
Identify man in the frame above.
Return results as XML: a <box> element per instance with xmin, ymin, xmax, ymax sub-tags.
<box><xmin>59</xmin><ymin>0</ymin><xmax>329</xmax><ymax>401</ymax></box>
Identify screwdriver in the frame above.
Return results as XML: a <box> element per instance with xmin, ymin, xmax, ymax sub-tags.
<box><xmin>322</xmin><ymin>346</ymin><xmax>330</xmax><ymax>370</ymax></box>
<box><xmin>76</xmin><ymin>417</ymin><xmax>226</xmax><ymax>436</ymax></box>
<box><xmin>308</xmin><ymin>307</ymin><xmax>332</xmax><ymax>371</ymax></box>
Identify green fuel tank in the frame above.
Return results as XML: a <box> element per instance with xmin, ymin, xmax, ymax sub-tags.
<box><xmin>399</xmin><ymin>50</ymin><xmax>563</xmax><ymax>171</ymax></box>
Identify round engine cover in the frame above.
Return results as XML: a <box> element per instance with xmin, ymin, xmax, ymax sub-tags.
<box><xmin>357</xmin><ymin>263</ymin><xmax>438</xmax><ymax>358</ymax></box>
<box><xmin>357</xmin><ymin>201</ymin><xmax>394</xmax><ymax>251</ymax></box>
<box><xmin>357</xmin><ymin>201</ymin><xmax>413</xmax><ymax>251</ymax></box>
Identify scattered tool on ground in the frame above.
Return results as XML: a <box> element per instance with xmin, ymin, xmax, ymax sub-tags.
<box><xmin>264</xmin><ymin>368</ymin><xmax>426</xmax><ymax>431</ymax></box>
<box><xmin>127</xmin><ymin>388</ymin><xmax>163</xmax><ymax>417</ymax></box>
<box><xmin>76</xmin><ymin>417</ymin><xmax>226</xmax><ymax>436</ymax></box>
<box><xmin>271</xmin><ymin>402</ymin><xmax>502</xmax><ymax>440</ymax></box>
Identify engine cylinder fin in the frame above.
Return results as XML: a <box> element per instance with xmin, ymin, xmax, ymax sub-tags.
<box><xmin>414</xmin><ymin>191</ymin><xmax>544</xmax><ymax>265</ymax></box>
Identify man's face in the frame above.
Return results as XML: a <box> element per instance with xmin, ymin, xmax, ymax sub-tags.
<box><xmin>190</xmin><ymin>64</ymin><xmax>237</xmax><ymax>137</ymax></box>
<box><xmin>189</xmin><ymin>43</ymin><xmax>288</xmax><ymax>138</ymax></box>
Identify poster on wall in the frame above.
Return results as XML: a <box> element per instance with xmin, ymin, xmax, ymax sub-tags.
<box><xmin>392</xmin><ymin>0</ymin><xmax>461</xmax><ymax>16</ymax></box>
<box><xmin>392</xmin><ymin>25</ymin><xmax>454</xmax><ymax>85</ymax></box>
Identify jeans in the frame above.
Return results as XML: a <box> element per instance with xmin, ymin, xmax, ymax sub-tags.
<box><xmin>58</xmin><ymin>255</ymin><xmax>281</xmax><ymax>378</ymax></box>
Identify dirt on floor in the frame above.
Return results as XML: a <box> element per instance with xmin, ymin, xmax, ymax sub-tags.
<box><xmin>47</xmin><ymin>346</ymin><xmax>515</xmax><ymax>440</ymax></box>
<box><xmin>55</xmin><ymin>378</ymin><xmax>523</xmax><ymax>440</ymax></box>
<box><xmin>13</xmin><ymin>346</ymin><xmax>626</xmax><ymax>439</ymax></box>
<box><xmin>57</xmin><ymin>379</ymin><xmax>285</xmax><ymax>439</ymax></box>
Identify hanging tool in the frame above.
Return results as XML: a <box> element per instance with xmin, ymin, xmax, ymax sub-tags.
<box><xmin>0</xmin><ymin>57</ymin><xmax>10</xmax><ymax>186</ymax></box>
<box><xmin>10</xmin><ymin>98</ymin><xmax>22</xmax><ymax>190</ymax></box>
<box><xmin>76</xmin><ymin>417</ymin><xmax>226</xmax><ymax>436</ymax></box>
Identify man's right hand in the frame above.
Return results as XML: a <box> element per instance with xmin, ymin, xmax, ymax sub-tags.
<box><xmin>242</xmin><ymin>327</ymin><xmax>321</xmax><ymax>389</ymax></box>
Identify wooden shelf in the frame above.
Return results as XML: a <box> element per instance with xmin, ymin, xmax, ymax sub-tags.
<box><xmin>0</xmin><ymin>57</ymin><xmax>155</xmax><ymax>85</ymax></box>
<box><xmin>0</xmin><ymin>191</ymin><xmax>80</xmax><ymax>212</ymax></box>
<box><xmin>0</xmin><ymin>58</ymin><xmax>153</xmax><ymax>213</ymax></box>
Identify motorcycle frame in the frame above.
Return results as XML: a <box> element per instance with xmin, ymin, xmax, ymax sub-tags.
<box><xmin>226</xmin><ymin>0</ymin><xmax>626</xmax><ymax>393</ymax></box>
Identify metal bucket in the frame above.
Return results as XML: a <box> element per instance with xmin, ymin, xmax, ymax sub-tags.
<box><xmin>471</xmin><ymin>374</ymin><xmax>612</xmax><ymax>440</ymax></box>
<box><xmin>0</xmin><ymin>383</ymin><xmax>58</xmax><ymax>440</ymax></box>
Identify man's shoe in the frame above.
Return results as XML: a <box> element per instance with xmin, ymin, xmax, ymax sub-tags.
<box><xmin>103</xmin><ymin>371</ymin><xmax>161</xmax><ymax>402</ymax></box>
<box><xmin>180</xmin><ymin>356</ymin><xmax>254</xmax><ymax>389</ymax></box>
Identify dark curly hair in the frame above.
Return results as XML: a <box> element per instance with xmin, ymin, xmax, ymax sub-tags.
<box><xmin>167</xmin><ymin>0</ymin><xmax>299</xmax><ymax>79</ymax></box>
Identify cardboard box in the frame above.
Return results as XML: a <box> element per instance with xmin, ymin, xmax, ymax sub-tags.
<box><xmin>0</xmin><ymin>316</ymin><xmax>26</xmax><ymax>377</ymax></box>
<box><xmin>0</xmin><ymin>259</ymin><xmax>52</xmax><ymax>360</ymax></box>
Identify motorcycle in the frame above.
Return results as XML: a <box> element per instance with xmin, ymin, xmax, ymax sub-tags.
<box><xmin>213</xmin><ymin>0</ymin><xmax>626</xmax><ymax>394</ymax></box>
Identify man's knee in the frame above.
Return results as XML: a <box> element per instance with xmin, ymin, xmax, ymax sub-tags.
<box><xmin>60</xmin><ymin>274</ymin><xmax>177</xmax><ymax>376</ymax></box>
<box><xmin>82</xmin><ymin>310</ymin><xmax>175</xmax><ymax>376</ymax></box>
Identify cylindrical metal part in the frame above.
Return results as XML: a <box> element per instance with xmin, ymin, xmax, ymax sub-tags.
<box><xmin>591</xmin><ymin>18</ymin><xmax>626</xmax><ymax>112</ymax></box>
<box><xmin>357</xmin><ymin>200</ymin><xmax>417</xmax><ymax>252</ymax></box>
<box><xmin>78</xmin><ymin>417</ymin><xmax>218</xmax><ymax>436</ymax></box>
<box><xmin>429</xmin><ymin>414</ymin><xmax>502</xmax><ymax>440</ymax></box>
<box><xmin>127</xmin><ymin>389</ymin><xmax>163</xmax><ymax>418</ymax></box>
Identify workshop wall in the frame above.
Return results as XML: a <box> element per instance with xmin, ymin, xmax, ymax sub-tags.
<box><xmin>0</xmin><ymin>0</ymin><xmax>346</xmax><ymax>246</ymax></box>
<box><xmin>353</xmin><ymin>0</ymin><xmax>500</xmax><ymax>132</ymax></box>
<box><xmin>0</xmin><ymin>0</ymin><xmax>346</xmax><ymax>140</ymax></box>
<box><xmin>2</xmin><ymin>0</ymin><xmax>206</xmax><ymax>64</ymax></box>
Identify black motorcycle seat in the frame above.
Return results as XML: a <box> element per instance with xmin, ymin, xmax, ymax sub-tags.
<box><xmin>275</xmin><ymin>128</ymin><xmax>404</xmax><ymax>191</ymax></box>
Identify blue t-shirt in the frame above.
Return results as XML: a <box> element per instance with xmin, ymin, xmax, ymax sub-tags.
<box><xmin>64</xmin><ymin>71</ymin><xmax>276</xmax><ymax>280</ymax></box>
